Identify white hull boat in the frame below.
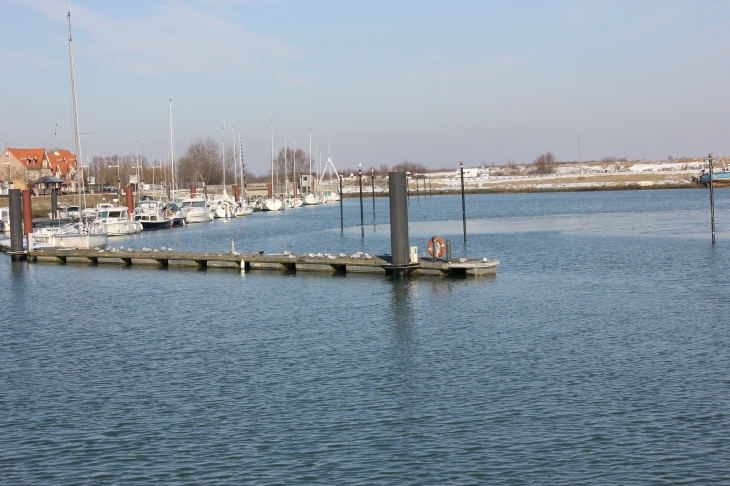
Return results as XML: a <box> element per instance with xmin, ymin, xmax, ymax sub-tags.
<box><xmin>301</xmin><ymin>193</ymin><xmax>324</xmax><ymax>206</ymax></box>
<box><xmin>95</xmin><ymin>206</ymin><xmax>141</xmax><ymax>236</ymax></box>
<box><xmin>262</xmin><ymin>198</ymin><xmax>285</xmax><ymax>211</ymax></box>
<box><xmin>181</xmin><ymin>197</ymin><xmax>214</xmax><ymax>223</ymax></box>
<box><xmin>235</xmin><ymin>201</ymin><xmax>254</xmax><ymax>216</ymax></box>
<box><xmin>44</xmin><ymin>222</ymin><xmax>108</xmax><ymax>249</ymax></box>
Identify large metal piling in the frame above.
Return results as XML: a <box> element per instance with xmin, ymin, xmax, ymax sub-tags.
<box><xmin>359</xmin><ymin>165</ymin><xmax>364</xmax><ymax>237</ymax></box>
<box><xmin>8</xmin><ymin>189</ymin><xmax>24</xmax><ymax>260</ymax></box>
<box><xmin>51</xmin><ymin>189</ymin><xmax>58</xmax><ymax>219</ymax></box>
<box><xmin>22</xmin><ymin>190</ymin><xmax>33</xmax><ymax>251</ymax></box>
<box><xmin>126</xmin><ymin>187</ymin><xmax>134</xmax><ymax>218</ymax></box>
<box><xmin>389</xmin><ymin>172</ymin><xmax>409</xmax><ymax>273</ymax></box>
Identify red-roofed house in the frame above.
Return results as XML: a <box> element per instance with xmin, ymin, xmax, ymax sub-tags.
<box><xmin>47</xmin><ymin>150</ymin><xmax>78</xmax><ymax>181</ymax></box>
<box><xmin>1</xmin><ymin>148</ymin><xmax>79</xmax><ymax>193</ymax></box>
<box><xmin>2</xmin><ymin>148</ymin><xmax>52</xmax><ymax>190</ymax></box>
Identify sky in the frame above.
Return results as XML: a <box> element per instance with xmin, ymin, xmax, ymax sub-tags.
<box><xmin>2</xmin><ymin>0</ymin><xmax>730</xmax><ymax>174</ymax></box>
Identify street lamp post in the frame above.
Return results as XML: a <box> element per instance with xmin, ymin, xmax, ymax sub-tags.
<box><xmin>109</xmin><ymin>163</ymin><xmax>120</xmax><ymax>199</ymax></box>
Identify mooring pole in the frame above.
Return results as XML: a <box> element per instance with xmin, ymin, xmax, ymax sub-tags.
<box><xmin>125</xmin><ymin>187</ymin><xmax>134</xmax><ymax>219</ymax></box>
<box><xmin>51</xmin><ymin>188</ymin><xmax>58</xmax><ymax>219</ymax></box>
<box><xmin>22</xmin><ymin>189</ymin><xmax>33</xmax><ymax>252</ymax></box>
<box><xmin>359</xmin><ymin>165</ymin><xmax>364</xmax><ymax>237</ymax></box>
<box><xmin>416</xmin><ymin>178</ymin><xmax>420</xmax><ymax>201</ymax></box>
<box><xmin>460</xmin><ymin>160</ymin><xmax>467</xmax><ymax>242</ymax></box>
<box><xmin>709</xmin><ymin>153</ymin><xmax>716</xmax><ymax>244</ymax></box>
<box><xmin>371</xmin><ymin>169</ymin><xmax>375</xmax><ymax>218</ymax></box>
<box><xmin>339</xmin><ymin>174</ymin><xmax>344</xmax><ymax>232</ymax></box>
<box><xmin>389</xmin><ymin>172</ymin><xmax>409</xmax><ymax>272</ymax></box>
<box><xmin>407</xmin><ymin>175</ymin><xmax>410</xmax><ymax>204</ymax></box>
<box><xmin>8</xmin><ymin>189</ymin><xmax>24</xmax><ymax>259</ymax></box>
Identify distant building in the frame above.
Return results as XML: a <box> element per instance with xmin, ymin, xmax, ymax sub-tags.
<box><xmin>2</xmin><ymin>148</ymin><xmax>78</xmax><ymax>193</ymax></box>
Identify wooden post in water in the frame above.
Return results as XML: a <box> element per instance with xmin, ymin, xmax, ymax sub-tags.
<box><xmin>416</xmin><ymin>178</ymin><xmax>420</xmax><ymax>201</ymax></box>
<box><xmin>371</xmin><ymin>169</ymin><xmax>375</xmax><ymax>218</ymax></box>
<box><xmin>359</xmin><ymin>165</ymin><xmax>364</xmax><ymax>237</ymax></box>
<box><xmin>709</xmin><ymin>153</ymin><xmax>716</xmax><ymax>244</ymax></box>
<box><xmin>460</xmin><ymin>161</ymin><xmax>467</xmax><ymax>242</ymax></box>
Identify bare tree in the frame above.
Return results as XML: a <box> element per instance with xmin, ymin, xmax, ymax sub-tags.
<box><xmin>392</xmin><ymin>160</ymin><xmax>427</xmax><ymax>174</ymax></box>
<box><xmin>177</xmin><ymin>137</ymin><xmax>221</xmax><ymax>185</ymax></box>
<box><xmin>533</xmin><ymin>152</ymin><xmax>556</xmax><ymax>174</ymax></box>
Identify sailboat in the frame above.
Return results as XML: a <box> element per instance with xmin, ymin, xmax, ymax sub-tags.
<box><xmin>262</xmin><ymin>116</ymin><xmax>284</xmax><ymax>211</ymax></box>
<box><xmin>235</xmin><ymin>129</ymin><xmax>254</xmax><ymax>216</ymax></box>
<box><xmin>48</xmin><ymin>7</ymin><xmax>107</xmax><ymax>249</ymax></box>
<box><xmin>319</xmin><ymin>136</ymin><xmax>340</xmax><ymax>203</ymax></box>
<box><xmin>211</xmin><ymin>122</ymin><xmax>238</xmax><ymax>218</ymax></box>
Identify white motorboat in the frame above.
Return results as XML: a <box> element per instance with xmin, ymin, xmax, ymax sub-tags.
<box><xmin>321</xmin><ymin>190</ymin><xmax>340</xmax><ymax>203</ymax></box>
<box><xmin>301</xmin><ymin>193</ymin><xmax>324</xmax><ymax>206</ymax></box>
<box><xmin>95</xmin><ymin>206</ymin><xmax>141</xmax><ymax>236</ymax></box>
<box><xmin>133</xmin><ymin>199</ymin><xmax>172</xmax><ymax>230</ymax></box>
<box><xmin>180</xmin><ymin>197</ymin><xmax>214</xmax><ymax>223</ymax></box>
<box><xmin>82</xmin><ymin>202</ymin><xmax>114</xmax><ymax>220</ymax></box>
<box><xmin>235</xmin><ymin>200</ymin><xmax>254</xmax><ymax>216</ymax></box>
<box><xmin>46</xmin><ymin>221</ymin><xmax>108</xmax><ymax>249</ymax></box>
<box><xmin>261</xmin><ymin>197</ymin><xmax>285</xmax><ymax>211</ymax></box>
<box><xmin>47</xmin><ymin>205</ymin><xmax>72</xmax><ymax>220</ymax></box>
<box><xmin>0</xmin><ymin>208</ymin><xmax>9</xmax><ymax>232</ymax></box>
<box><xmin>285</xmin><ymin>196</ymin><xmax>302</xmax><ymax>209</ymax></box>
<box><xmin>210</xmin><ymin>193</ymin><xmax>237</xmax><ymax>218</ymax></box>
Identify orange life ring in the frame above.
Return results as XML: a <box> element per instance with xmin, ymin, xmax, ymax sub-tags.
<box><xmin>428</xmin><ymin>236</ymin><xmax>445</xmax><ymax>258</ymax></box>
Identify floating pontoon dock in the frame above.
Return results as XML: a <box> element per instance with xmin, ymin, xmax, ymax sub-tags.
<box><xmin>17</xmin><ymin>248</ymin><xmax>498</xmax><ymax>277</ymax></box>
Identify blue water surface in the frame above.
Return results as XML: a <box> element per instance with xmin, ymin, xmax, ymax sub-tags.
<box><xmin>1</xmin><ymin>188</ymin><xmax>729</xmax><ymax>484</ymax></box>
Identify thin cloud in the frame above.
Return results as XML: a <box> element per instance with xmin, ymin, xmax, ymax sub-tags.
<box><xmin>21</xmin><ymin>0</ymin><xmax>306</xmax><ymax>75</ymax></box>
<box><xmin>607</xmin><ymin>9</ymin><xmax>678</xmax><ymax>45</ymax></box>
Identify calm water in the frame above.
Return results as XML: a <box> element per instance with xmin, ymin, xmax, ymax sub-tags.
<box><xmin>2</xmin><ymin>188</ymin><xmax>730</xmax><ymax>484</ymax></box>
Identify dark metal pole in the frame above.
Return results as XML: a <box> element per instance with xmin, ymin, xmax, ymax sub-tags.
<box><xmin>371</xmin><ymin>169</ymin><xmax>375</xmax><ymax>218</ymax></box>
<box><xmin>359</xmin><ymin>165</ymin><xmax>364</xmax><ymax>237</ymax></box>
<box><xmin>416</xmin><ymin>178</ymin><xmax>420</xmax><ymax>201</ymax></box>
<box><xmin>51</xmin><ymin>188</ymin><xmax>58</xmax><ymax>219</ymax></box>
<box><xmin>9</xmin><ymin>189</ymin><xmax>24</xmax><ymax>259</ymax></box>
<box><xmin>460</xmin><ymin>161</ymin><xmax>467</xmax><ymax>242</ymax></box>
<box><xmin>339</xmin><ymin>174</ymin><xmax>344</xmax><ymax>232</ymax></box>
<box><xmin>389</xmin><ymin>172</ymin><xmax>409</xmax><ymax>267</ymax></box>
<box><xmin>709</xmin><ymin>153</ymin><xmax>715</xmax><ymax>244</ymax></box>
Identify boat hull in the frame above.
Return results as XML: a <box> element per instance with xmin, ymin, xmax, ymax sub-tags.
<box><xmin>140</xmin><ymin>219</ymin><xmax>172</xmax><ymax>230</ymax></box>
<box><xmin>100</xmin><ymin>220</ymin><xmax>142</xmax><ymax>236</ymax></box>
<box><xmin>185</xmin><ymin>211</ymin><xmax>214</xmax><ymax>223</ymax></box>
<box><xmin>698</xmin><ymin>171</ymin><xmax>730</xmax><ymax>186</ymax></box>
<box><xmin>261</xmin><ymin>199</ymin><xmax>284</xmax><ymax>211</ymax></box>
<box><xmin>49</xmin><ymin>233</ymin><xmax>107</xmax><ymax>249</ymax></box>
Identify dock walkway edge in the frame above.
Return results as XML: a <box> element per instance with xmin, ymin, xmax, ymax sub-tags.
<box><xmin>15</xmin><ymin>248</ymin><xmax>499</xmax><ymax>277</ymax></box>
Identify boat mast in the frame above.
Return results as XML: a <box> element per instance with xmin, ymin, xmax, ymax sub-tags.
<box><xmin>221</xmin><ymin>121</ymin><xmax>226</xmax><ymax>192</ymax></box>
<box><xmin>169</xmin><ymin>98</ymin><xmax>176</xmax><ymax>198</ymax></box>
<box><xmin>284</xmin><ymin>132</ymin><xmax>288</xmax><ymax>196</ymax></box>
<box><xmin>293</xmin><ymin>138</ymin><xmax>296</xmax><ymax>194</ymax></box>
<box><xmin>232</xmin><ymin>123</ymin><xmax>237</xmax><ymax>189</ymax></box>
<box><xmin>309</xmin><ymin>127</ymin><xmax>312</xmax><ymax>194</ymax></box>
<box><xmin>239</xmin><ymin>130</ymin><xmax>246</xmax><ymax>196</ymax></box>
<box><xmin>67</xmin><ymin>7</ymin><xmax>84</xmax><ymax>210</ymax></box>
<box><xmin>270</xmin><ymin>115</ymin><xmax>274</xmax><ymax>198</ymax></box>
